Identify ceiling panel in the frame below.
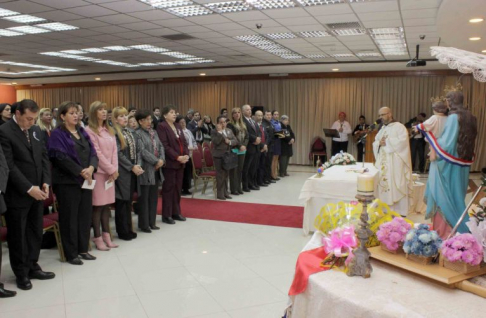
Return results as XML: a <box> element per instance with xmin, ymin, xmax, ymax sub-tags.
<box><xmin>35</xmin><ymin>10</ymin><xmax>85</xmax><ymax>22</ymax></box>
<box><xmin>31</xmin><ymin>0</ymin><xmax>91</xmax><ymax>9</ymax></box>
<box><xmin>351</xmin><ymin>1</ymin><xmax>398</xmax><ymax>13</ymax></box>
<box><xmin>1</xmin><ymin>0</ymin><xmax>54</xmax><ymax>13</ymax></box>
<box><xmin>357</xmin><ymin>11</ymin><xmax>401</xmax><ymax>21</ymax></box>
<box><xmin>65</xmin><ymin>5</ymin><xmax>119</xmax><ymax>17</ymax></box>
<box><xmin>98</xmin><ymin>0</ymin><xmax>152</xmax><ymax>13</ymax></box>
<box><xmin>94</xmin><ymin>13</ymin><xmax>142</xmax><ymax>24</ymax></box>
<box><xmin>313</xmin><ymin>14</ymin><xmax>359</xmax><ymax>24</ymax></box>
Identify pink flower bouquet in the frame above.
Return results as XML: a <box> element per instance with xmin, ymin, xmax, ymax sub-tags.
<box><xmin>376</xmin><ymin>217</ymin><xmax>412</xmax><ymax>251</ymax></box>
<box><xmin>441</xmin><ymin>233</ymin><xmax>483</xmax><ymax>266</ymax></box>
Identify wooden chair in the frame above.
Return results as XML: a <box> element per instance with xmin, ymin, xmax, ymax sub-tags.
<box><xmin>191</xmin><ymin>148</ymin><xmax>217</xmax><ymax>198</ymax></box>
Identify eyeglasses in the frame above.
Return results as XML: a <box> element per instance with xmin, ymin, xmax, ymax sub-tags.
<box><xmin>378</xmin><ymin>113</ymin><xmax>389</xmax><ymax>117</ymax></box>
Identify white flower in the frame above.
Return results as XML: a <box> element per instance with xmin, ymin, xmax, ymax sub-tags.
<box><xmin>479</xmin><ymin>198</ymin><xmax>486</xmax><ymax>208</ymax></box>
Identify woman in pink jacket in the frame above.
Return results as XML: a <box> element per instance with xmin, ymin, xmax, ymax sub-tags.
<box><xmin>85</xmin><ymin>101</ymin><xmax>119</xmax><ymax>251</ymax></box>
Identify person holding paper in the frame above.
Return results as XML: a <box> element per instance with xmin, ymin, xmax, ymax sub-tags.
<box><xmin>176</xmin><ymin>116</ymin><xmax>197</xmax><ymax>196</ymax></box>
<box><xmin>48</xmin><ymin>101</ymin><xmax>98</xmax><ymax>265</ymax></box>
<box><xmin>331</xmin><ymin>112</ymin><xmax>352</xmax><ymax>156</ymax></box>
<box><xmin>227</xmin><ymin>107</ymin><xmax>248</xmax><ymax>195</ymax></box>
<box><xmin>0</xmin><ymin>99</ymin><xmax>54</xmax><ymax>290</ymax></box>
<box><xmin>85</xmin><ymin>101</ymin><xmax>119</xmax><ymax>251</ymax></box>
<box><xmin>112</xmin><ymin>107</ymin><xmax>143</xmax><ymax>241</ymax></box>
<box><xmin>373</xmin><ymin>107</ymin><xmax>413</xmax><ymax>217</ymax></box>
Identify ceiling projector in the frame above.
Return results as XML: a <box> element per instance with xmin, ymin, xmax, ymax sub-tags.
<box><xmin>406</xmin><ymin>45</ymin><xmax>427</xmax><ymax>67</ymax></box>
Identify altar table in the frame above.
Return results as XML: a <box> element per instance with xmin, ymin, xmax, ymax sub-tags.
<box><xmin>287</xmin><ymin>232</ymin><xmax>486</xmax><ymax>318</ymax></box>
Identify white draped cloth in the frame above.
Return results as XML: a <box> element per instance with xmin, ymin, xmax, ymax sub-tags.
<box><xmin>373</xmin><ymin>122</ymin><xmax>413</xmax><ymax>216</ymax></box>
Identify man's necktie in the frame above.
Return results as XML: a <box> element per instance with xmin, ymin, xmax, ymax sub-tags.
<box><xmin>24</xmin><ymin>130</ymin><xmax>30</xmax><ymax>144</ymax></box>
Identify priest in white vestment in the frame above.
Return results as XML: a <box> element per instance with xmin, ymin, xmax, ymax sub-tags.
<box><xmin>373</xmin><ymin>107</ymin><xmax>413</xmax><ymax>216</ymax></box>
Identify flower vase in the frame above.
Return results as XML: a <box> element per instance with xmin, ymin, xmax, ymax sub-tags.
<box><xmin>406</xmin><ymin>253</ymin><xmax>434</xmax><ymax>265</ymax></box>
<box><xmin>380</xmin><ymin>242</ymin><xmax>404</xmax><ymax>255</ymax></box>
<box><xmin>439</xmin><ymin>255</ymin><xmax>481</xmax><ymax>274</ymax></box>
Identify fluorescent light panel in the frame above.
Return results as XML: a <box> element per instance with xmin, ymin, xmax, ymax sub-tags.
<box><xmin>8</xmin><ymin>26</ymin><xmax>50</xmax><ymax>34</ymax></box>
<box><xmin>299</xmin><ymin>30</ymin><xmax>331</xmax><ymax>38</ymax></box>
<box><xmin>295</xmin><ymin>0</ymin><xmax>344</xmax><ymax>6</ymax></box>
<box><xmin>331</xmin><ymin>53</ymin><xmax>355</xmax><ymax>57</ymax></box>
<box><xmin>0</xmin><ymin>8</ymin><xmax>20</xmax><ymax>17</ymax></box>
<box><xmin>3</xmin><ymin>14</ymin><xmax>46</xmax><ymax>23</ymax></box>
<box><xmin>60</xmin><ymin>50</ymin><xmax>87</xmax><ymax>54</ymax></box>
<box><xmin>370</xmin><ymin>27</ymin><xmax>408</xmax><ymax>56</ymax></box>
<box><xmin>103</xmin><ymin>46</ymin><xmax>132</xmax><ymax>51</ymax></box>
<box><xmin>306</xmin><ymin>54</ymin><xmax>328</xmax><ymax>58</ymax></box>
<box><xmin>250</xmin><ymin>0</ymin><xmax>295</xmax><ymax>9</ymax></box>
<box><xmin>356</xmin><ymin>52</ymin><xmax>382</xmax><ymax>57</ymax></box>
<box><xmin>167</xmin><ymin>5</ymin><xmax>213</xmax><ymax>17</ymax></box>
<box><xmin>0</xmin><ymin>29</ymin><xmax>23</xmax><ymax>36</ymax></box>
<box><xmin>235</xmin><ymin>34</ymin><xmax>267</xmax><ymax>41</ymax></box>
<box><xmin>36</xmin><ymin>22</ymin><xmax>78</xmax><ymax>31</ymax></box>
<box><xmin>266</xmin><ymin>32</ymin><xmax>296</xmax><ymax>39</ymax></box>
<box><xmin>205</xmin><ymin>1</ymin><xmax>252</xmax><ymax>13</ymax></box>
<box><xmin>139</xmin><ymin>0</ymin><xmax>193</xmax><ymax>8</ymax></box>
<box><xmin>332</xmin><ymin>28</ymin><xmax>366</xmax><ymax>36</ymax></box>
<box><xmin>82</xmin><ymin>48</ymin><xmax>109</xmax><ymax>53</ymax></box>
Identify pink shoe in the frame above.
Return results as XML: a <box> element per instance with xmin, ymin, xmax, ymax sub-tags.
<box><xmin>102</xmin><ymin>232</ymin><xmax>119</xmax><ymax>248</ymax></box>
<box><xmin>92</xmin><ymin>236</ymin><xmax>110</xmax><ymax>251</ymax></box>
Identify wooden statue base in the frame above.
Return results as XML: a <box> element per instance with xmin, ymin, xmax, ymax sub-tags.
<box><xmin>369</xmin><ymin>246</ymin><xmax>486</xmax><ymax>298</ymax></box>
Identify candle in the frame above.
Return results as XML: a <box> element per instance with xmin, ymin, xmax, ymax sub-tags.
<box><xmin>357</xmin><ymin>174</ymin><xmax>374</xmax><ymax>195</ymax></box>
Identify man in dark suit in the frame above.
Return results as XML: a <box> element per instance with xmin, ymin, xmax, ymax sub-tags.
<box><xmin>254</xmin><ymin>110</ymin><xmax>269</xmax><ymax>187</ymax></box>
<box><xmin>0</xmin><ymin>99</ymin><xmax>54</xmax><ymax>291</ymax></box>
<box><xmin>241</xmin><ymin>104</ymin><xmax>261</xmax><ymax>192</ymax></box>
<box><xmin>0</xmin><ymin>143</ymin><xmax>16</xmax><ymax>297</ymax></box>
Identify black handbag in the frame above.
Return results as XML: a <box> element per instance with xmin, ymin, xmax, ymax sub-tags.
<box><xmin>222</xmin><ymin>151</ymin><xmax>238</xmax><ymax>170</ymax></box>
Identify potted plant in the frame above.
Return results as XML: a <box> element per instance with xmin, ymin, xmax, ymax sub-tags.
<box><xmin>440</xmin><ymin>233</ymin><xmax>483</xmax><ymax>274</ymax></box>
<box><xmin>376</xmin><ymin>217</ymin><xmax>412</xmax><ymax>254</ymax></box>
<box><xmin>403</xmin><ymin>224</ymin><xmax>442</xmax><ymax>265</ymax></box>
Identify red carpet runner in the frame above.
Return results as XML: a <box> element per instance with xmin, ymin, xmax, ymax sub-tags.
<box><xmin>157</xmin><ymin>198</ymin><xmax>303</xmax><ymax>228</ymax></box>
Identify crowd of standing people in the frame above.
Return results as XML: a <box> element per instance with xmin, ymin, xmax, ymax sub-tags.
<box><xmin>0</xmin><ymin>100</ymin><xmax>295</xmax><ymax>297</ymax></box>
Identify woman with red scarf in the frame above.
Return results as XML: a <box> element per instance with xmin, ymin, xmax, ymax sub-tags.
<box><xmin>157</xmin><ymin>106</ymin><xmax>189</xmax><ymax>225</ymax></box>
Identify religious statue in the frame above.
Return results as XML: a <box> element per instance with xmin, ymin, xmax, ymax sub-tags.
<box><xmin>372</xmin><ymin>107</ymin><xmax>413</xmax><ymax>216</ymax></box>
<box><xmin>419</xmin><ymin>89</ymin><xmax>477</xmax><ymax>238</ymax></box>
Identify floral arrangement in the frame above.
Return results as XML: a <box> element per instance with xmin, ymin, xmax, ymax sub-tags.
<box><xmin>321</xmin><ymin>225</ymin><xmax>358</xmax><ymax>268</ymax></box>
<box><xmin>320</xmin><ymin>151</ymin><xmax>356</xmax><ymax>170</ymax></box>
<box><xmin>403</xmin><ymin>224</ymin><xmax>442</xmax><ymax>257</ymax></box>
<box><xmin>376</xmin><ymin>217</ymin><xmax>412</xmax><ymax>251</ymax></box>
<box><xmin>441</xmin><ymin>234</ymin><xmax>483</xmax><ymax>266</ymax></box>
<box><xmin>466</xmin><ymin>196</ymin><xmax>486</xmax><ymax>262</ymax></box>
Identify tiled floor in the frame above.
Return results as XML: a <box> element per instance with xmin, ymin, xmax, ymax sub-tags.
<box><xmin>0</xmin><ymin>167</ymin><xmax>482</xmax><ymax>317</ymax></box>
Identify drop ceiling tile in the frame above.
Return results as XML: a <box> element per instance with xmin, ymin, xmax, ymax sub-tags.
<box><xmin>90</xmin><ymin>25</ymin><xmax>132</xmax><ymax>34</ymax></box>
<box><xmin>255</xmin><ymin>26</ymin><xmax>290</xmax><ymax>34</ymax></box>
<box><xmin>357</xmin><ymin>11</ymin><xmax>401</xmax><ymax>21</ymax></box>
<box><xmin>114</xmin><ymin>30</ymin><xmax>149</xmax><ymax>39</ymax></box>
<box><xmin>88</xmin><ymin>34</ymin><xmax>123</xmax><ymax>41</ymax></box>
<box><xmin>403</xmin><ymin>18</ymin><xmax>436</xmax><ymax>27</ymax></box>
<box><xmin>35</xmin><ymin>10</ymin><xmax>85</xmax><ymax>22</ymax></box>
<box><xmin>127</xmin><ymin>9</ymin><xmax>175</xmax><ymax>20</ymax></box>
<box><xmin>338</xmin><ymin>36</ymin><xmax>374</xmax><ymax>44</ymax></box>
<box><xmin>0</xmin><ymin>0</ymin><xmax>54</xmax><ymax>13</ymax></box>
<box><xmin>219</xmin><ymin>29</ymin><xmax>256</xmax><ymax>36</ymax></box>
<box><xmin>151</xmin><ymin>19</ymin><xmax>195</xmax><ymax>28</ymax></box>
<box><xmin>192</xmin><ymin>31</ymin><xmax>227</xmax><ymax>39</ymax></box>
<box><xmin>99</xmin><ymin>0</ymin><xmax>152</xmax><ymax>13</ymax></box>
<box><xmin>142</xmin><ymin>28</ymin><xmax>180</xmax><ymax>36</ymax></box>
<box><xmin>170</xmin><ymin>25</ymin><xmax>212</xmax><ymax>33</ymax></box>
<box><xmin>185</xmin><ymin>14</ymin><xmax>233</xmax><ymax>25</ymax></box>
<box><xmin>276</xmin><ymin>17</ymin><xmax>320</xmax><ymax>26</ymax></box>
<box><xmin>94</xmin><ymin>14</ymin><xmax>142</xmax><ymax>24</ymax></box>
<box><xmin>65</xmin><ymin>5</ymin><xmax>119</xmax><ymax>17</ymax></box>
<box><xmin>31</xmin><ymin>0</ymin><xmax>90</xmax><ymax>9</ymax></box>
<box><xmin>305</xmin><ymin>3</ymin><xmax>354</xmax><ymax>16</ymax></box>
<box><xmin>205</xmin><ymin>22</ymin><xmax>248</xmax><ymax>31</ymax></box>
<box><xmin>224</xmin><ymin>11</ymin><xmax>269</xmax><ymax>22</ymax></box>
<box><xmin>401</xmin><ymin>8</ymin><xmax>437</xmax><ymax>19</ymax></box>
<box><xmin>400</xmin><ymin>0</ymin><xmax>441</xmax><ymax>10</ymax></box>
<box><xmin>64</xmin><ymin>29</ymin><xmax>103</xmax><ymax>37</ymax></box>
<box><xmin>347</xmin><ymin>44</ymin><xmax>379</xmax><ymax>50</ymax></box>
<box><xmin>264</xmin><ymin>8</ymin><xmax>310</xmax><ymax>19</ymax></box>
<box><xmin>361</xmin><ymin>20</ymin><xmax>401</xmax><ymax>28</ymax></box>
<box><xmin>286</xmin><ymin>24</ymin><xmax>327</xmax><ymax>32</ymax></box>
<box><xmin>120</xmin><ymin>21</ymin><xmax>161</xmax><ymax>31</ymax></box>
<box><xmin>404</xmin><ymin>25</ymin><xmax>437</xmax><ymax>33</ymax></box>
<box><xmin>69</xmin><ymin>18</ymin><xmax>111</xmax><ymax>28</ymax></box>
<box><xmin>313</xmin><ymin>14</ymin><xmax>358</xmax><ymax>24</ymax></box>
<box><xmin>351</xmin><ymin>1</ymin><xmax>399</xmax><ymax>13</ymax></box>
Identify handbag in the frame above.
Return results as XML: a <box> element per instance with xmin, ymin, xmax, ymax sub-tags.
<box><xmin>222</xmin><ymin>151</ymin><xmax>238</xmax><ymax>170</ymax></box>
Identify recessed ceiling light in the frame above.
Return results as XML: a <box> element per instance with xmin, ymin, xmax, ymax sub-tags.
<box><xmin>140</xmin><ymin>0</ymin><xmax>193</xmax><ymax>8</ymax></box>
<box><xmin>36</xmin><ymin>22</ymin><xmax>79</xmax><ymax>31</ymax></box>
<box><xmin>0</xmin><ymin>29</ymin><xmax>23</xmax><ymax>36</ymax></box>
<box><xmin>167</xmin><ymin>5</ymin><xmax>213</xmax><ymax>17</ymax></box>
<box><xmin>482</xmin><ymin>49</ymin><xmax>486</xmax><ymax>53</ymax></box>
<box><xmin>306</xmin><ymin>54</ymin><xmax>328</xmax><ymax>58</ymax></box>
<box><xmin>299</xmin><ymin>30</ymin><xmax>331</xmax><ymax>38</ymax></box>
<box><xmin>95</xmin><ymin>78</ymin><xmax>101</xmax><ymax>81</ymax></box>
<box><xmin>266</xmin><ymin>32</ymin><xmax>296</xmax><ymax>40</ymax></box>
<box><xmin>469</xmin><ymin>18</ymin><xmax>484</xmax><ymax>23</ymax></box>
<box><xmin>8</xmin><ymin>26</ymin><xmax>50</xmax><ymax>34</ymax></box>
<box><xmin>295</xmin><ymin>0</ymin><xmax>344</xmax><ymax>6</ymax></box>
<box><xmin>332</xmin><ymin>68</ymin><xmax>339</xmax><ymax>71</ymax></box>
<box><xmin>82</xmin><ymin>48</ymin><xmax>109</xmax><ymax>53</ymax></box>
<box><xmin>469</xmin><ymin>37</ymin><xmax>481</xmax><ymax>41</ymax></box>
<box><xmin>103</xmin><ymin>46</ymin><xmax>132</xmax><ymax>51</ymax></box>
<box><xmin>250</xmin><ymin>0</ymin><xmax>295</xmax><ymax>10</ymax></box>
<box><xmin>11</xmin><ymin>82</ymin><xmax>17</xmax><ymax>85</ymax></box>
<box><xmin>60</xmin><ymin>50</ymin><xmax>86</xmax><ymax>54</ymax></box>
<box><xmin>331</xmin><ymin>53</ymin><xmax>355</xmax><ymax>58</ymax></box>
<box><xmin>0</xmin><ymin>8</ymin><xmax>20</xmax><ymax>17</ymax></box>
<box><xmin>205</xmin><ymin>1</ymin><xmax>252</xmax><ymax>13</ymax></box>
<box><xmin>200</xmin><ymin>73</ymin><xmax>206</xmax><ymax>76</ymax></box>
<box><xmin>3</xmin><ymin>14</ymin><xmax>46</xmax><ymax>23</ymax></box>
<box><xmin>332</xmin><ymin>28</ymin><xmax>366</xmax><ymax>36</ymax></box>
